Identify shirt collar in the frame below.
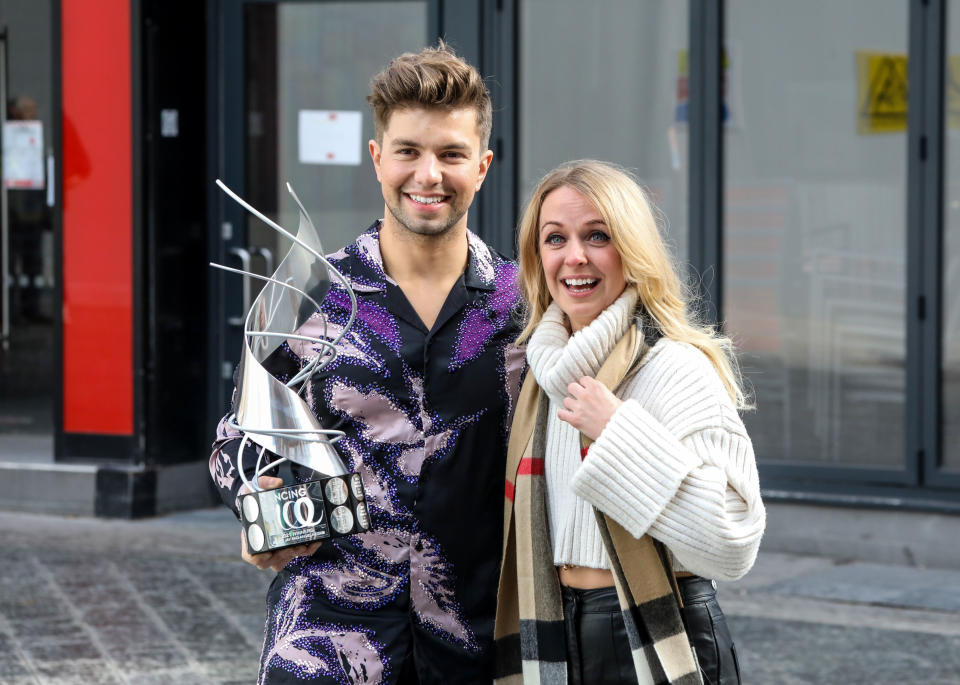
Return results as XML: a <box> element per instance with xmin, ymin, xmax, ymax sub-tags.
<box><xmin>341</xmin><ymin>222</ymin><xmax>498</xmax><ymax>294</ymax></box>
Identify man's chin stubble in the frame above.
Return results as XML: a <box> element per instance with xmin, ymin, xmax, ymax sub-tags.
<box><xmin>387</xmin><ymin>205</ymin><xmax>466</xmax><ymax>242</ymax></box>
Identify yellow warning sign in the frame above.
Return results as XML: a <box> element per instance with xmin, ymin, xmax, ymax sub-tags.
<box><xmin>856</xmin><ymin>51</ymin><xmax>908</xmax><ymax>134</ymax></box>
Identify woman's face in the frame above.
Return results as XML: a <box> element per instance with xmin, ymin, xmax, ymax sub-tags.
<box><xmin>538</xmin><ymin>186</ymin><xmax>627</xmax><ymax>332</ymax></box>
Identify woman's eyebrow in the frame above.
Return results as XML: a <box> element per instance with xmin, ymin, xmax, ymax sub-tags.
<box><xmin>539</xmin><ymin>217</ymin><xmax>607</xmax><ymax>232</ymax></box>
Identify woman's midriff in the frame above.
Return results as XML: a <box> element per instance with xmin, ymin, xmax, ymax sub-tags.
<box><xmin>558</xmin><ymin>565</ymin><xmax>696</xmax><ymax>589</ymax></box>
<box><xmin>557</xmin><ymin>565</ymin><xmax>615</xmax><ymax>589</ymax></box>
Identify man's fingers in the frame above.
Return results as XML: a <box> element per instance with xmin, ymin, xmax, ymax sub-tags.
<box><xmin>239</xmin><ymin>475</ymin><xmax>284</xmax><ymax>497</ymax></box>
<box><xmin>241</xmin><ymin>530</ymin><xmax>261</xmax><ymax>566</ymax></box>
<box><xmin>258</xmin><ymin>476</ymin><xmax>283</xmax><ymax>489</ymax></box>
<box><xmin>241</xmin><ymin>529</ymin><xmax>278</xmax><ymax>570</ymax></box>
<box><xmin>266</xmin><ymin>542</ymin><xmax>321</xmax><ymax>572</ymax></box>
<box><xmin>567</xmin><ymin>380</ymin><xmax>585</xmax><ymax>398</ymax></box>
<box><xmin>266</xmin><ymin>551</ymin><xmax>296</xmax><ymax>572</ymax></box>
<box><xmin>242</xmin><ymin>528</ymin><xmax>322</xmax><ymax>572</ymax></box>
<box><xmin>240</xmin><ymin>528</ymin><xmax>252</xmax><ymax>559</ymax></box>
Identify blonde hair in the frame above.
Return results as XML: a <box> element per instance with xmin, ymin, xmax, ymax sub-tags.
<box><xmin>367</xmin><ymin>40</ymin><xmax>492</xmax><ymax>149</ymax></box>
<box><xmin>515</xmin><ymin>160</ymin><xmax>749</xmax><ymax>409</ymax></box>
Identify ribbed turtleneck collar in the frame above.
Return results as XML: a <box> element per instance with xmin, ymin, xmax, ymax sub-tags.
<box><xmin>526</xmin><ymin>289</ymin><xmax>639</xmax><ymax>402</ymax></box>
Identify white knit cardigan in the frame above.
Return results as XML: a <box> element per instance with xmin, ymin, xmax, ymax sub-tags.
<box><xmin>526</xmin><ymin>290</ymin><xmax>765</xmax><ymax>581</ymax></box>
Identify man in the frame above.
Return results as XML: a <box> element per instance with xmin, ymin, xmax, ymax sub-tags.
<box><xmin>209</xmin><ymin>43</ymin><xmax>525</xmax><ymax>684</ymax></box>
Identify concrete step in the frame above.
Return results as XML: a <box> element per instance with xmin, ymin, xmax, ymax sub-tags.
<box><xmin>0</xmin><ymin>460</ymin><xmax>218</xmax><ymax>517</ymax></box>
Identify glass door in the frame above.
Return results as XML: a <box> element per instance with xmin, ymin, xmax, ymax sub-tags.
<box><xmin>722</xmin><ymin>0</ymin><xmax>911</xmax><ymax>480</ymax></box>
<box><xmin>940</xmin><ymin>0</ymin><xmax>960</xmax><ymax>482</ymax></box>
<box><xmin>518</xmin><ymin>0</ymin><xmax>690</xmax><ymax>260</ymax></box>
<box><xmin>0</xmin><ymin>1</ymin><xmax>57</xmax><ymax>463</ymax></box>
<box><xmin>214</xmin><ymin>0</ymin><xmax>431</xmax><ymax>409</ymax></box>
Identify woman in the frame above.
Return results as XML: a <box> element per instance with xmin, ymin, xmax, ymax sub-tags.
<box><xmin>495</xmin><ymin>161</ymin><xmax>765</xmax><ymax>685</ymax></box>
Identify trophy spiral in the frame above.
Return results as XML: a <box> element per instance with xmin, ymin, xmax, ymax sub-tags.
<box><xmin>211</xmin><ymin>180</ymin><xmax>370</xmax><ymax>553</ymax></box>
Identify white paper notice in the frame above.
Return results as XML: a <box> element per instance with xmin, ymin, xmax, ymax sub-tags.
<box><xmin>298</xmin><ymin>110</ymin><xmax>362</xmax><ymax>166</ymax></box>
<box><xmin>3</xmin><ymin>121</ymin><xmax>45</xmax><ymax>189</ymax></box>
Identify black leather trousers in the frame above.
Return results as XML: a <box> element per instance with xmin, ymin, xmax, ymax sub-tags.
<box><xmin>561</xmin><ymin>577</ymin><xmax>741</xmax><ymax>685</ymax></box>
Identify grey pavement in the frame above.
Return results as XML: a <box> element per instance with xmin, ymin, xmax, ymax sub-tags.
<box><xmin>1</xmin><ymin>508</ymin><xmax>959</xmax><ymax>684</ymax></box>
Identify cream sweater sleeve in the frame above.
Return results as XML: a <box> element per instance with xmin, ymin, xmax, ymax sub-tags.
<box><xmin>569</xmin><ymin>340</ymin><xmax>765</xmax><ymax>581</ymax></box>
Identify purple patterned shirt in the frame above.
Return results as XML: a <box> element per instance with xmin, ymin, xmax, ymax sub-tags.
<box><xmin>210</xmin><ymin>223</ymin><xmax>525</xmax><ymax>684</ymax></box>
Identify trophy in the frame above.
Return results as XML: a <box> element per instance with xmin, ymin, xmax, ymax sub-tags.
<box><xmin>211</xmin><ymin>180</ymin><xmax>370</xmax><ymax>553</ymax></box>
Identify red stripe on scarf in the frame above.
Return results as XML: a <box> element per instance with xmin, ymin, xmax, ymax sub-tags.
<box><xmin>505</xmin><ymin>479</ymin><xmax>515</xmax><ymax>501</ymax></box>
<box><xmin>517</xmin><ymin>457</ymin><xmax>545</xmax><ymax>476</ymax></box>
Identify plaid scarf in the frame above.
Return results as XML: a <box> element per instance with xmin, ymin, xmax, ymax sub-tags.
<box><xmin>494</xmin><ymin>322</ymin><xmax>702</xmax><ymax>685</ymax></box>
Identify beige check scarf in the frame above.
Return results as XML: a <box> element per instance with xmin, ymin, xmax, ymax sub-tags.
<box><xmin>494</xmin><ymin>322</ymin><xmax>702</xmax><ymax>685</ymax></box>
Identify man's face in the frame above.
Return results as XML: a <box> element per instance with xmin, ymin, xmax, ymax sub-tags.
<box><xmin>369</xmin><ymin>106</ymin><xmax>492</xmax><ymax>238</ymax></box>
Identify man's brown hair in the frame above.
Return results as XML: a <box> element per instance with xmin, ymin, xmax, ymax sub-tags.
<box><xmin>367</xmin><ymin>41</ymin><xmax>492</xmax><ymax>150</ymax></box>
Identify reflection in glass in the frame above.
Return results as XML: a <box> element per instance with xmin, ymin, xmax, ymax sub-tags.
<box><xmin>0</xmin><ymin>0</ymin><xmax>56</xmax><ymax>460</ymax></box>
<box><xmin>243</xmin><ymin>2</ymin><xmax>426</xmax><ymax>301</ymax></box>
<box><xmin>519</xmin><ymin>0</ymin><xmax>689</xmax><ymax>259</ymax></box>
<box><xmin>724</xmin><ymin>0</ymin><xmax>907</xmax><ymax>468</ymax></box>
<box><xmin>944</xmin><ymin>2</ymin><xmax>960</xmax><ymax>472</ymax></box>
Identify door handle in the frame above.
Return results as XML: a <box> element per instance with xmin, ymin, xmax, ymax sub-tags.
<box><xmin>46</xmin><ymin>153</ymin><xmax>55</xmax><ymax>208</ymax></box>
<box><xmin>251</xmin><ymin>246</ymin><xmax>274</xmax><ymax>276</ymax></box>
<box><xmin>227</xmin><ymin>246</ymin><xmax>252</xmax><ymax>326</ymax></box>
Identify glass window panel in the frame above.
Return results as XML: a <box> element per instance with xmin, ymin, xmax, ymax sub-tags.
<box><xmin>244</xmin><ymin>2</ymin><xmax>426</xmax><ymax>268</ymax></box>
<box><xmin>724</xmin><ymin>0</ymin><xmax>908</xmax><ymax>468</ymax></box>
<box><xmin>0</xmin><ymin>0</ymin><xmax>56</xmax><ymax>460</ymax></box>
<box><xmin>944</xmin><ymin>2</ymin><xmax>960</xmax><ymax>472</ymax></box>
<box><xmin>519</xmin><ymin>0</ymin><xmax>689</xmax><ymax>258</ymax></box>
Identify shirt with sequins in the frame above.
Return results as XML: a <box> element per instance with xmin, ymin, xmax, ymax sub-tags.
<box><xmin>209</xmin><ymin>223</ymin><xmax>525</xmax><ymax>684</ymax></box>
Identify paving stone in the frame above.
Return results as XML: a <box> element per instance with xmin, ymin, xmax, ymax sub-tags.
<box><xmin>729</xmin><ymin>615</ymin><xmax>960</xmax><ymax>685</ymax></box>
<box><xmin>133</xmin><ymin>578</ymin><xmax>255</xmax><ymax>661</ymax></box>
<box><xmin>122</xmin><ymin>659</ymin><xmax>260</xmax><ymax>685</ymax></box>
<box><xmin>759</xmin><ymin>562</ymin><xmax>960</xmax><ymax>612</ymax></box>
<box><xmin>0</xmin><ymin>633</ymin><xmax>35</xmax><ymax>680</ymax></box>
<box><xmin>124</xmin><ymin>671</ymin><xmax>223</xmax><ymax>685</ymax></box>
<box><xmin>4</xmin><ymin>508</ymin><xmax>960</xmax><ymax>683</ymax></box>
<box><xmin>17</xmin><ymin>626</ymin><xmax>102</xmax><ymax>663</ymax></box>
<box><xmin>197</xmin><ymin>658</ymin><xmax>263</xmax><ymax>683</ymax></box>
<box><xmin>111</xmin><ymin>652</ymin><xmax>188</xmax><ymax>673</ymax></box>
<box><xmin>29</xmin><ymin>658</ymin><xmax>123</xmax><ymax>685</ymax></box>
<box><xmin>0</xmin><ymin>599</ymin><xmax>62</xmax><ymax>622</ymax></box>
<box><xmin>0</xmin><ymin>659</ymin><xmax>34</xmax><ymax>681</ymax></box>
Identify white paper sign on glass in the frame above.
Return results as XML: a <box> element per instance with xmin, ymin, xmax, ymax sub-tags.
<box><xmin>3</xmin><ymin>121</ymin><xmax>45</xmax><ymax>189</ymax></box>
<box><xmin>298</xmin><ymin>110</ymin><xmax>363</xmax><ymax>166</ymax></box>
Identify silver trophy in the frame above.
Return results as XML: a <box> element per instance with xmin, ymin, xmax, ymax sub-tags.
<box><xmin>211</xmin><ymin>180</ymin><xmax>370</xmax><ymax>553</ymax></box>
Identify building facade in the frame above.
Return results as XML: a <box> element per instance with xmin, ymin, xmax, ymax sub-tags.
<box><xmin>1</xmin><ymin>0</ymin><xmax>958</xmax><ymax>516</ymax></box>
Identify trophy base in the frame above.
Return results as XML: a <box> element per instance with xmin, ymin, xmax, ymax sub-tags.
<box><xmin>239</xmin><ymin>472</ymin><xmax>369</xmax><ymax>554</ymax></box>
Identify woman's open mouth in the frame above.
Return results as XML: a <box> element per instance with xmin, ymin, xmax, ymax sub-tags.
<box><xmin>562</xmin><ymin>277</ymin><xmax>599</xmax><ymax>295</ymax></box>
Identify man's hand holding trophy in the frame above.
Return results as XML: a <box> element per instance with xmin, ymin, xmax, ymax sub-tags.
<box><xmin>211</xmin><ymin>180</ymin><xmax>370</xmax><ymax>563</ymax></box>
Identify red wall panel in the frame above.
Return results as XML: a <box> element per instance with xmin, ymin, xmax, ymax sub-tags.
<box><xmin>61</xmin><ymin>0</ymin><xmax>133</xmax><ymax>434</ymax></box>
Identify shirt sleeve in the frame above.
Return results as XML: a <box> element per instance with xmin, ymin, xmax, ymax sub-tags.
<box><xmin>569</xmin><ymin>355</ymin><xmax>765</xmax><ymax>581</ymax></box>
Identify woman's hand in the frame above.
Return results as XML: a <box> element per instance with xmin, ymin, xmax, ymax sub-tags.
<box><xmin>557</xmin><ymin>376</ymin><xmax>623</xmax><ymax>441</ymax></box>
<box><xmin>239</xmin><ymin>476</ymin><xmax>323</xmax><ymax>572</ymax></box>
